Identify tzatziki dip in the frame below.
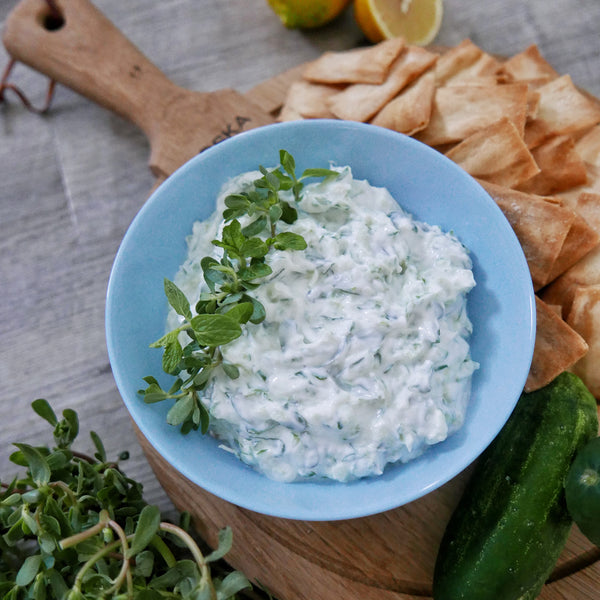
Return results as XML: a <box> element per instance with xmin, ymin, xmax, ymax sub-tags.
<box><xmin>169</xmin><ymin>165</ymin><xmax>478</xmax><ymax>482</ymax></box>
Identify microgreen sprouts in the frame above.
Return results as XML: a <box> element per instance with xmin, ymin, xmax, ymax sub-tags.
<box><xmin>0</xmin><ymin>399</ymin><xmax>251</xmax><ymax>600</ymax></box>
<box><xmin>139</xmin><ymin>150</ymin><xmax>338</xmax><ymax>435</ymax></box>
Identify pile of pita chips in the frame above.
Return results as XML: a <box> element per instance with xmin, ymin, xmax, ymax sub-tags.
<box><xmin>278</xmin><ymin>38</ymin><xmax>600</xmax><ymax>398</ymax></box>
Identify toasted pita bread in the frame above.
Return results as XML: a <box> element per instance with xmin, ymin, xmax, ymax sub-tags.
<box><xmin>434</xmin><ymin>39</ymin><xmax>483</xmax><ymax>86</ymax></box>
<box><xmin>328</xmin><ymin>46</ymin><xmax>438</xmax><ymax>122</ymax></box>
<box><xmin>302</xmin><ymin>38</ymin><xmax>406</xmax><ymax>85</ymax></box>
<box><xmin>546</xmin><ymin>212</ymin><xmax>600</xmax><ymax>283</ymax></box>
<box><xmin>370</xmin><ymin>71</ymin><xmax>435</xmax><ymax>135</ymax></box>
<box><xmin>524</xmin><ymin>75</ymin><xmax>600</xmax><ymax>148</ymax></box>
<box><xmin>501</xmin><ymin>44</ymin><xmax>559</xmax><ymax>84</ymax></box>
<box><xmin>557</xmin><ymin>162</ymin><xmax>600</xmax><ymax>204</ymax></box>
<box><xmin>442</xmin><ymin>52</ymin><xmax>506</xmax><ymax>87</ymax></box>
<box><xmin>415</xmin><ymin>83</ymin><xmax>529</xmax><ymax>146</ymax></box>
<box><xmin>481</xmin><ymin>181</ymin><xmax>576</xmax><ymax>289</ymax></box>
<box><xmin>526</xmin><ymin>89</ymin><xmax>541</xmax><ymax>120</ymax></box>
<box><xmin>573</xmin><ymin>192</ymin><xmax>600</xmax><ymax>231</ymax></box>
<box><xmin>540</xmin><ymin>245</ymin><xmax>600</xmax><ymax>313</ymax></box>
<box><xmin>565</xmin><ymin>285</ymin><xmax>600</xmax><ymax>398</ymax></box>
<box><xmin>278</xmin><ymin>80</ymin><xmax>340</xmax><ymax>121</ymax></box>
<box><xmin>575</xmin><ymin>124</ymin><xmax>600</xmax><ymax>167</ymax></box>
<box><xmin>445</xmin><ymin>118</ymin><xmax>540</xmax><ymax>188</ymax></box>
<box><xmin>516</xmin><ymin>135</ymin><xmax>588</xmax><ymax>195</ymax></box>
<box><xmin>525</xmin><ymin>296</ymin><xmax>588</xmax><ymax>392</ymax></box>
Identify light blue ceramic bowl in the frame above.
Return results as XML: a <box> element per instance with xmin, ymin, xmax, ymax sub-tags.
<box><xmin>106</xmin><ymin>120</ymin><xmax>535</xmax><ymax>521</ymax></box>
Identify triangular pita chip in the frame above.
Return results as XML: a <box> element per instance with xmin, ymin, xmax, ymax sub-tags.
<box><xmin>370</xmin><ymin>71</ymin><xmax>435</xmax><ymax>135</ymax></box>
<box><xmin>525</xmin><ymin>296</ymin><xmax>588</xmax><ymax>392</ymax></box>
<box><xmin>540</xmin><ymin>245</ymin><xmax>600</xmax><ymax>313</ymax></box>
<box><xmin>303</xmin><ymin>38</ymin><xmax>406</xmax><ymax>85</ymax></box>
<box><xmin>558</xmin><ymin>163</ymin><xmax>600</xmax><ymax>205</ymax></box>
<box><xmin>565</xmin><ymin>285</ymin><xmax>600</xmax><ymax>398</ymax></box>
<box><xmin>545</xmin><ymin>211</ymin><xmax>600</xmax><ymax>283</ymax></box>
<box><xmin>445</xmin><ymin>117</ymin><xmax>540</xmax><ymax>188</ymax></box>
<box><xmin>328</xmin><ymin>46</ymin><xmax>438</xmax><ymax>122</ymax></box>
<box><xmin>575</xmin><ymin>124</ymin><xmax>600</xmax><ymax>167</ymax></box>
<box><xmin>524</xmin><ymin>75</ymin><xmax>600</xmax><ymax>148</ymax></box>
<box><xmin>416</xmin><ymin>83</ymin><xmax>529</xmax><ymax>147</ymax></box>
<box><xmin>278</xmin><ymin>80</ymin><xmax>340</xmax><ymax>121</ymax></box>
<box><xmin>517</xmin><ymin>134</ymin><xmax>588</xmax><ymax>195</ymax></box>
<box><xmin>501</xmin><ymin>44</ymin><xmax>559</xmax><ymax>84</ymax></box>
<box><xmin>480</xmin><ymin>181</ymin><xmax>576</xmax><ymax>289</ymax></box>
<box><xmin>573</xmin><ymin>192</ymin><xmax>600</xmax><ymax>231</ymax></box>
<box><xmin>442</xmin><ymin>52</ymin><xmax>506</xmax><ymax>87</ymax></box>
<box><xmin>434</xmin><ymin>39</ymin><xmax>483</xmax><ymax>86</ymax></box>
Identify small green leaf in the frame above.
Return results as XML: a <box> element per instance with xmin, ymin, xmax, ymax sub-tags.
<box><xmin>162</xmin><ymin>338</ymin><xmax>183</xmax><ymax>374</ymax></box>
<box><xmin>224</xmin><ymin>302</ymin><xmax>254</xmax><ymax>324</ymax></box>
<box><xmin>241</xmin><ymin>237</ymin><xmax>269</xmax><ymax>258</ymax></box>
<box><xmin>272</xmin><ymin>231</ymin><xmax>307</xmax><ymax>251</ymax></box>
<box><xmin>214</xmin><ymin>571</ymin><xmax>252</xmax><ymax>600</ymax></box>
<box><xmin>166</xmin><ymin>395</ymin><xmax>194</xmax><ymax>427</ymax></box>
<box><xmin>221</xmin><ymin>219</ymin><xmax>245</xmax><ymax>251</ymax></box>
<box><xmin>222</xmin><ymin>363</ymin><xmax>240</xmax><ymax>379</ymax></box>
<box><xmin>190</xmin><ymin>314</ymin><xmax>242</xmax><ymax>346</ymax></box>
<box><xmin>134</xmin><ymin>550</ymin><xmax>155</xmax><ymax>578</ymax></box>
<box><xmin>193</xmin><ymin>367</ymin><xmax>213</xmax><ymax>389</ymax></box>
<box><xmin>279</xmin><ymin>200</ymin><xmax>298</xmax><ymax>224</ymax></box>
<box><xmin>149</xmin><ymin>329</ymin><xmax>179</xmax><ymax>349</ymax></box>
<box><xmin>239</xmin><ymin>262</ymin><xmax>272</xmax><ymax>282</ymax></box>
<box><xmin>46</xmin><ymin>569</ymin><xmax>69</xmax><ymax>600</ymax></box>
<box><xmin>247</xmin><ymin>297</ymin><xmax>266</xmax><ymax>324</ymax></box>
<box><xmin>242</xmin><ymin>216</ymin><xmax>268</xmax><ymax>237</ymax></box>
<box><xmin>90</xmin><ymin>431</ymin><xmax>106</xmax><ymax>462</ymax></box>
<box><xmin>127</xmin><ymin>505</ymin><xmax>161</xmax><ymax>558</ymax></box>
<box><xmin>269</xmin><ymin>203</ymin><xmax>283</xmax><ymax>224</ymax></box>
<box><xmin>205</xmin><ymin>527</ymin><xmax>233</xmax><ymax>563</ymax></box>
<box><xmin>224</xmin><ymin>194</ymin><xmax>250</xmax><ymax>210</ymax></box>
<box><xmin>279</xmin><ymin>149</ymin><xmax>296</xmax><ymax>177</ymax></box>
<box><xmin>142</xmin><ymin>386</ymin><xmax>169</xmax><ymax>404</ymax></box>
<box><xmin>164</xmin><ymin>279</ymin><xmax>192</xmax><ymax>320</ymax></box>
<box><xmin>56</xmin><ymin>408</ymin><xmax>79</xmax><ymax>447</ymax></box>
<box><xmin>149</xmin><ymin>560</ymin><xmax>199</xmax><ymax>589</ymax></box>
<box><xmin>31</xmin><ymin>399</ymin><xmax>57</xmax><ymax>426</ymax></box>
<box><xmin>15</xmin><ymin>554</ymin><xmax>42</xmax><ymax>587</ymax></box>
<box><xmin>301</xmin><ymin>167</ymin><xmax>339</xmax><ymax>179</ymax></box>
<box><xmin>13</xmin><ymin>444</ymin><xmax>51</xmax><ymax>487</ymax></box>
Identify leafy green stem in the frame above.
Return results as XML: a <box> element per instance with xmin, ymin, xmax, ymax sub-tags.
<box><xmin>140</xmin><ymin>150</ymin><xmax>338</xmax><ymax>437</ymax></box>
<box><xmin>160</xmin><ymin>522</ymin><xmax>216</xmax><ymax>599</ymax></box>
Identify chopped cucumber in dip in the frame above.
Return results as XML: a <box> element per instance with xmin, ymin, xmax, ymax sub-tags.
<box><xmin>169</xmin><ymin>166</ymin><xmax>478</xmax><ymax>482</ymax></box>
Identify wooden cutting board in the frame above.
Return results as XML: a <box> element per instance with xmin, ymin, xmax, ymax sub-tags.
<box><xmin>3</xmin><ymin>1</ymin><xmax>599</xmax><ymax>598</ymax></box>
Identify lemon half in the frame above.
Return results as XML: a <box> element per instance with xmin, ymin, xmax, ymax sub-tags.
<box><xmin>354</xmin><ymin>0</ymin><xmax>443</xmax><ymax>46</ymax></box>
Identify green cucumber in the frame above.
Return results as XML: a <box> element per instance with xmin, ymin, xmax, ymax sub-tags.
<box><xmin>433</xmin><ymin>371</ymin><xmax>599</xmax><ymax>600</ymax></box>
<box><xmin>565</xmin><ymin>436</ymin><xmax>600</xmax><ymax>546</ymax></box>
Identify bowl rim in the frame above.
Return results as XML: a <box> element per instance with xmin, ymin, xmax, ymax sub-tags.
<box><xmin>106</xmin><ymin>119</ymin><xmax>536</xmax><ymax>521</ymax></box>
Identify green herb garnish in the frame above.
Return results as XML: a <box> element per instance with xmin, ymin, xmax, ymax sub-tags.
<box><xmin>140</xmin><ymin>150</ymin><xmax>338</xmax><ymax>435</ymax></box>
<box><xmin>0</xmin><ymin>399</ymin><xmax>251</xmax><ymax>600</ymax></box>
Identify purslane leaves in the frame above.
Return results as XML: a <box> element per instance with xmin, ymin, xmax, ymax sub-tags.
<box><xmin>1</xmin><ymin>401</ymin><xmax>251</xmax><ymax>600</ymax></box>
<box><xmin>140</xmin><ymin>150</ymin><xmax>338</xmax><ymax>435</ymax></box>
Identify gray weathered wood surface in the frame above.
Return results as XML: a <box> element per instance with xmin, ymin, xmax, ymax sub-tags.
<box><xmin>1</xmin><ymin>0</ymin><xmax>599</xmax><ymax>583</ymax></box>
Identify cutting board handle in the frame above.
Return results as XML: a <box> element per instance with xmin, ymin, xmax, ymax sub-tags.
<box><xmin>2</xmin><ymin>0</ymin><xmax>179</xmax><ymax>144</ymax></box>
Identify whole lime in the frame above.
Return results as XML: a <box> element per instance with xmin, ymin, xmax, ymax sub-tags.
<box><xmin>266</xmin><ymin>0</ymin><xmax>352</xmax><ymax>29</ymax></box>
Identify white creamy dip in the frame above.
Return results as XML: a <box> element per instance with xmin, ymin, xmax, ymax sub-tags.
<box><xmin>169</xmin><ymin>166</ymin><xmax>478</xmax><ymax>482</ymax></box>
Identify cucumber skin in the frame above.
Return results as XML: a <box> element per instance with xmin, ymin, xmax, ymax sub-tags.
<box><xmin>565</xmin><ymin>436</ymin><xmax>600</xmax><ymax>546</ymax></box>
<box><xmin>433</xmin><ymin>372</ymin><xmax>599</xmax><ymax>600</ymax></box>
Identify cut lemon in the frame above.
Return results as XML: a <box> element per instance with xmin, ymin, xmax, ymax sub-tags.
<box><xmin>354</xmin><ymin>0</ymin><xmax>443</xmax><ymax>46</ymax></box>
<box><xmin>267</xmin><ymin>0</ymin><xmax>352</xmax><ymax>29</ymax></box>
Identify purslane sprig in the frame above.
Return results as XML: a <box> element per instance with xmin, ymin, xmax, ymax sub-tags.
<box><xmin>140</xmin><ymin>150</ymin><xmax>338</xmax><ymax>435</ymax></box>
<box><xmin>0</xmin><ymin>400</ymin><xmax>251</xmax><ymax>600</ymax></box>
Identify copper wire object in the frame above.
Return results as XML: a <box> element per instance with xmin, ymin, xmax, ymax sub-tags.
<box><xmin>0</xmin><ymin>0</ymin><xmax>61</xmax><ymax>113</ymax></box>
